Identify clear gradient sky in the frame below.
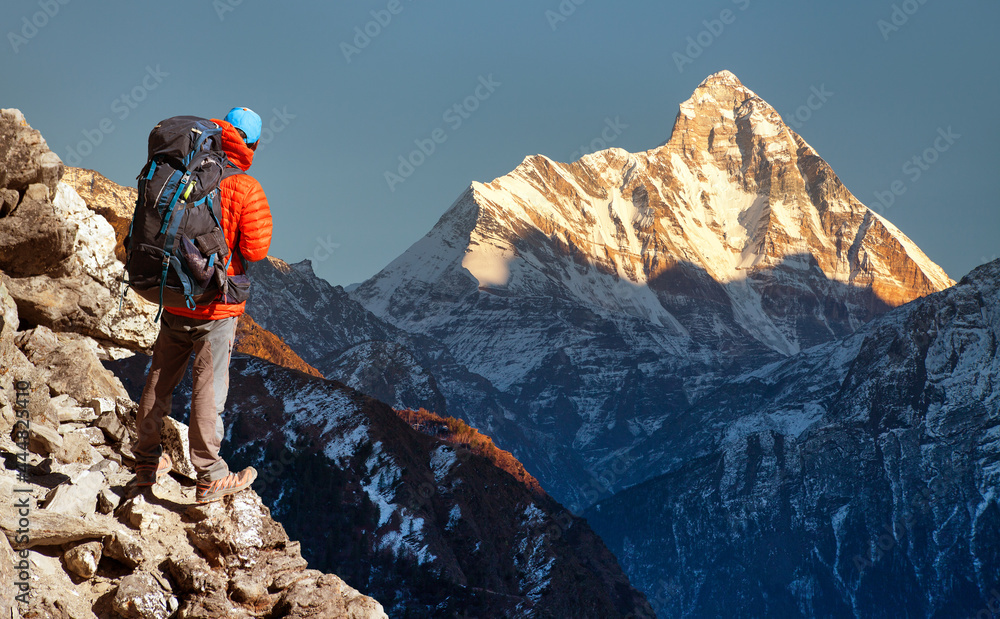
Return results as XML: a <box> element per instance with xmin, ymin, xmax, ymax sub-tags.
<box><xmin>3</xmin><ymin>0</ymin><xmax>997</xmax><ymax>286</ymax></box>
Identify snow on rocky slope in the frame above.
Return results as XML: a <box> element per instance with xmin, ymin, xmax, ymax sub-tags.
<box><xmin>350</xmin><ymin>71</ymin><xmax>955</xmax><ymax>509</ymax></box>
<box><xmin>584</xmin><ymin>258</ymin><xmax>1000</xmax><ymax>618</ymax></box>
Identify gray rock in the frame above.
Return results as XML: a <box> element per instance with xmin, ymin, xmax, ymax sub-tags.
<box><xmin>26</xmin><ymin>422</ymin><xmax>63</xmax><ymax>456</ymax></box>
<box><xmin>0</xmin><ymin>511</ymin><xmax>116</xmax><ymax>549</ymax></box>
<box><xmin>0</xmin><ymin>108</ymin><xmax>64</xmax><ymax>195</ymax></box>
<box><xmin>89</xmin><ymin>397</ymin><xmax>116</xmax><ymax>417</ymax></box>
<box><xmin>186</xmin><ymin>490</ymin><xmax>285</xmax><ymax>570</ymax></box>
<box><xmin>272</xmin><ymin>568</ymin><xmax>322</xmax><ymax>592</ymax></box>
<box><xmin>167</xmin><ymin>553</ymin><xmax>222</xmax><ymax>595</ymax></box>
<box><xmin>103</xmin><ymin>529</ymin><xmax>144</xmax><ymax>568</ymax></box>
<box><xmin>42</xmin><ymin>469</ymin><xmax>106</xmax><ymax>518</ymax></box>
<box><xmin>0</xmin><ymin>187</ymin><xmax>18</xmax><ymax>217</ymax></box>
<box><xmin>113</xmin><ymin>571</ymin><xmax>175</xmax><ymax>619</ymax></box>
<box><xmin>53</xmin><ymin>432</ymin><xmax>102</xmax><ymax>466</ymax></box>
<box><xmin>0</xmin><ymin>198</ymin><xmax>76</xmax><ymax>278</ymax></box>
<box><xmin>88</xmin><ymin>458</ymin><xmax>120</xmax><ymax>476</ymax></box>
<box><xmin>95</xmin><ymin>407</ymin><xmax>127</xmax><ymax>443</ymax></box>
<box><xmin>24</xmin><ymin>181</ymin><xmax>49</xmax><ymax>202</ymax></box>
<box><xmin>78</xmin><ymin>426</ymin><xmax>107</xmax><ymax>446</ymax></box>
<box><xmin>62</xmin><ymin>540</ymin><xmax>103</xmax><ymax>579</ymax></box>
<box><xmin>48</xmin><ymin>394</ymin><xmax>97</xmax><ymax>424</ymax></box>
<box><xmin>162</xmin><ymin>416</ymin><xmax>196</xmax><ymax>480</ymax></box>
<box><xmin>3</xmin><ymin>269</ymin><xmax>114</xmax><ymax>342</ymax></box>
<box><xmin>274</xmin><ymin>573</ymin><xmax>389</xmax><ymax>619</ymax></box>
<box><xmin>117</xmin><ymin>494</ymin><xmax>163</xmax><ymax>532</ymax></box>
<box><xmin>229</xmin><ymin>569</ymin><xmax>269</xmax><ymax>605</ymax></box>
<box><xmin>15</xmin><ymin>326</ymin><xmax>129</xmax><ymax>404</ymax></box>
<box><xmin>97</xmin><ymin>488</ymin><xmax>121</xmax><ymax>515</ymax></box>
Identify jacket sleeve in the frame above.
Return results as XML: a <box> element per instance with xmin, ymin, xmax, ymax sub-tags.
<box><xmin>235</xmin><ymin>175</ymin><xmax>273</xmax><ymax>262</ymax></box>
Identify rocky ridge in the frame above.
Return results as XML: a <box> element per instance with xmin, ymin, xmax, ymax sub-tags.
<box><xmin>584</xmin><ymin>258</ymin><xmax>1000</xmax><ymax>617</ymax></box>
<box><xmin>0</xmin><ymin>108</ymin><xmax>386</xmax><ymax>618</ymax></box>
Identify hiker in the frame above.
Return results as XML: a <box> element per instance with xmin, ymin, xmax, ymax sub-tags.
<box><xmin>131</xmin><ymin>107</ymin><xmax>273</xmax><ymax>503</ymax></box>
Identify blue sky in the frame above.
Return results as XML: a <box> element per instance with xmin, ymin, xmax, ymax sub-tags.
<box><xmin>3</xmin><ymin>0</ymin><xmax>997</xmax><ymax>286</ymax></box>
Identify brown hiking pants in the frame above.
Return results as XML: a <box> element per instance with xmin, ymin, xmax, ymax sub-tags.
<box><xmin>133</xmin><ymin>312</ymin><xmax>238</xmax><ymax>482</ymax></box>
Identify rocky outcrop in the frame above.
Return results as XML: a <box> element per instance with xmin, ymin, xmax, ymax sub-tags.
<box><xmin>0</xmin><ymin>110</ymin><xmax>387</xmax><ymax>619</ymax></box>
<box><xmin>0</xmin><ymin>108</ymin><xmax>159</xmax><ymax>355</ymax></box>
<box><xmin>0</xmin><ymin>312</ymin><xmax>387</xmax><ymax>619</ymax></box>
<box><xmin>62</xmin><ymin>167</ymin><xmax>136</xmax><ymax>263</ymax></box>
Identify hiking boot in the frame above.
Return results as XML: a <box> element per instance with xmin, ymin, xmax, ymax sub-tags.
<box><xmin>134</xmin><ymin>453</ymin><xmax>173</xmax><ymax>487</ymax></box>
<box><xmin>195</xmin><ymin>467</ymin><xmax>257</xmax><ymax>504</ymax></box>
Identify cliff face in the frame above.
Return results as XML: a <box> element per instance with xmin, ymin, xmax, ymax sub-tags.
<box><xmin>0</xmin><ymin>108</ymin><xmax>386</xmax><ymax>619</ymax></box>
<box><xmin>584</xmin><ymin>258</ymin><xmax>1000</xmax><ymax>618</ymax></box>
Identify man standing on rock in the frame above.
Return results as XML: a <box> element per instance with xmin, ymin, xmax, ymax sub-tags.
<box><xmin>132</xmin><ymin>107</ymin><xmax>272</xmax><ymax>504</ymax></box>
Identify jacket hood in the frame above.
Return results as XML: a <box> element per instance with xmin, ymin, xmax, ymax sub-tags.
<box><xmin>213</xmin><ymin>118</ymin><xmax>254</xmax><ymax>171</ymax></box>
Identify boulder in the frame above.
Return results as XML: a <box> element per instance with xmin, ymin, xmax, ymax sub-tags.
<box><xmin>78</xmin><ymin>426</ymin><xmax>107</xmax><ymax>446</ymax></box>
<box><xmin>0</xmin><ymin>511</ymin><xmax>116</xmax><ymax>549</ymax></box>
<box><xmin>61</xmin><ymin>167</ymin><xmax>136</xmax><ymax>262</ymax></box>
<box><xmin>103</xmin><ymin>529</ymin><xmax>145</xmax><ymax>568</ymax></box>
<box><xmin>274</xmin><ymin>573</ymin><xmax>389</xmax><ymax>619</ymax></box>
<box><xmin>113</xmin><ymin>571</ymin><xmax>178</xmax><ymax>619</ymax></box>
<box><xmin>53</xmin><ymin>431</ymin><xmax>102</xmax><ymax>465</ymax></box>
<box><xmin>187</xmin><ymin>491</ymin><xmax>287</xmax><ymax>569</ymax></box>
<box><xmin>27</xmin><ymin>422</ymin><xmax>63</xmax><ymax>456</ymax></box>
<box><xmin>166</xmin><ymin>552</ymin><xmax>222</xmax><ymax>595</ymax></box>
<box><xmin>0</xmin><ymin>197</ymin><xmax>76</xmax><ymax>277</ymax></box>
<box><xmin>162</xmin><ymin>416</ymin><xmax>197</xmax><ymax>480</ymax></box>
<box><xmin>48</xmin><ymin>394</ymin><xmax>97</xmax><ymax>424</ymax></box>
<box><xmin>95</xmin><ymin>406</ymin><xmax>127</xmax><ymax>443</ymax></box>
<box><xmin>62</xmin><ymin>540</ymin><xmax>103</xmax><ymax>579</ymax></box>
<box><xmin>0</xmin><ymin>188</ymin><xmax>18</xmax><ymax>217</ymax></box>
<box><xmin>15</xmin><ymin>326</ymin><xmax>129</xmax><ymax>403</ymax></box>
<box><xmin>42</xmin><ymin>469</ymin><xmax>106</xmax><ymax>518</ymax></box>
<box><xmin>97</xmin><ymin>487</ymin><xmax>121</xmax><ymax>514</ymax></box>
<box><xmin>117</xmin><ymin>493</ymin><xmax>163</xmax><ymax>532</ymax></box>
<box><xmin>0</xmin><ymin>108</ymin><xmax>64</xmax><ymax>195</ymax></box>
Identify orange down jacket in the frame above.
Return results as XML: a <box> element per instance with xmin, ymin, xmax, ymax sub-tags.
<box><xmin>166</xmin><ymin>119</ymin><xmax>272</xmax><ymax>320</ymax></box>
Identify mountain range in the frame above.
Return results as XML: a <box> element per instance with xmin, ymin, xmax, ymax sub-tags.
<box><xmin>13</xmin><ymin>67</ymin><xmax>995</xmax><ymax>617</ymax></box>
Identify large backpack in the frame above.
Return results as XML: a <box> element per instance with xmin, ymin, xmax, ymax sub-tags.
<box><xmin>123</xmin><ymin>116</ymin><xmax>243</xmax><ymax>320</ymax></box>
